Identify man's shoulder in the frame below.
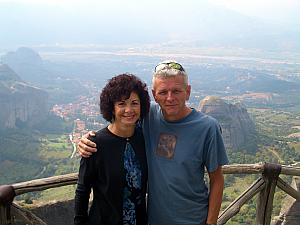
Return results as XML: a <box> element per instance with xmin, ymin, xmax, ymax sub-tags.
<box><xmin>192</xmin><ymin>110</ymin><xmax>221</xmax><ymax>130</ymax></box>
<box><xmin>192</xmin><ymin>110</ymin><xmax>218</xmax><ymax>123</ymax></box>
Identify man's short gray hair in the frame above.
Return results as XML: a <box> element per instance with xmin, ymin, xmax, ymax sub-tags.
<box><xmin>152</xmin><ymin>60</ymin><xmax>188</xmax><ymax>87</ymax></box>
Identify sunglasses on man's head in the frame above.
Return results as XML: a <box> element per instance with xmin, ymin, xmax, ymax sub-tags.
<box><xmin>154</xmin><ymin>62</ymin><xmax>185</xmax><ymax>73</ymax></box>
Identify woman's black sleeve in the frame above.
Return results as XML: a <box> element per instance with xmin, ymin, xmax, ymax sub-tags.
<box><xmin>74</xmin><ymin>150</ymin><xmax>96</xmax><ymax>225</ymax></box>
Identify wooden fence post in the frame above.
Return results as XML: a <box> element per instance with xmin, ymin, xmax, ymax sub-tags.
<box><xmin>256</xmin><ymin>163</ymin><xmax>281</xmax><ymax>225</ymax></box>
<box><xmin>0</xmin><ymin>185</ymin><xmax>16</xmax><ymax>225</ymax></box>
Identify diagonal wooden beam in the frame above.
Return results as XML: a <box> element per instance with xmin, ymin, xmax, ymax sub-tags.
<box><xmin>10</xmin><ymin>202</ymin><xmax>46</xmax><ymax>225</ymax></box>
<box><xmin>218</xmin><ymin>177</ymin><xmax>265</xmax><ymax>225</ymax></box>
<box><xmin>277</xmin><ymin>177</ymin><xmax>300</xmax><ymax>201</ymax></box>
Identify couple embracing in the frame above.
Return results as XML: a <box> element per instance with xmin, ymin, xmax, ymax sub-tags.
<box><xmin>74</xmin><ymin>60</ymin><xmax>228</xmax><ymax>225</ymax></box>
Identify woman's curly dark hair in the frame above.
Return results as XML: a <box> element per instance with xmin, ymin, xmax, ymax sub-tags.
<box><xmin>100</xmin><ymin>73</ymin><xmax>150</xmax><ymax>122</ymax></box>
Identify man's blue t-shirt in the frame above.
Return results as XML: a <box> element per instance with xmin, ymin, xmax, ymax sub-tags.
<box><xmin>143</xmin><ymin>104</ymin><xmax>228</xmax><ymax>225</ymax></box>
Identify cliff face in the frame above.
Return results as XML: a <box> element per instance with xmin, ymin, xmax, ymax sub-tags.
<box><xmin>0</xmin><ymin>64</ymin><xmax>48</xmax><ymax>129</ymax></box>
<box><xmin>198</xmin><ymin>96</ymin><xmax>257</xmax><ymax>152</ymax></box>
<box><xmin>272</xmin><ymin>177</ymin><xmax>300</xmax><ymax>225</ymax></box>
<box><xmin>30</xmin><ymin>200</ymin><xmax>75</xmax><ymax>225</ymax></box>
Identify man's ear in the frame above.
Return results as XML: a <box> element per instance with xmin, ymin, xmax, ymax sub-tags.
<box><xmin>186</xmin><ymin>85</ymin><xmax>191</xmax><ymax>101</ymax></box>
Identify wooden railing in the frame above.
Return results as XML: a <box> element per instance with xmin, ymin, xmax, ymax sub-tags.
<box><xmin>0</xmin><ymin>163</ymin><xmax>299</xmax><ymax>225</ymax></box>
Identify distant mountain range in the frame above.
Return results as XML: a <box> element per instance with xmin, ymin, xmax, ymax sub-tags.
<box><xmin>188</xmin><ymin>64</ymin><xmax>300</xmax><ymax>95</ymax></box>
<box><xmin>1</xmin><ymin>47</ymin><xmax>53</xmax><ymax>84</ymax></box>
<box><xmin>1</xmin><ymin>47</ymin><xmax>89</xmax><ymax>105</ymax></box>
<box><xmin>2</xmin><ymin>47</ymin><xmax>300</xmax><ymax>107</ymax></box>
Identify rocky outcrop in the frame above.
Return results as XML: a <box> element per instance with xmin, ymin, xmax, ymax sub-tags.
<box><xmin>199</xmin><ymin>96</ymin><xmax>257</xmax><ymax>152</ymax></box>
<box><xmin>29</xmin><ymin>199</ymin><xmax>75</xmax><ymax>225</ymax></box>
<box><xmin>271</xmin><ymin>177</ymin><xmax>300</xmax><ymax>225</ymax></box>
<box><xmin>0</xmin><ymin>64</ymin><xmax>48</xmax><ymax>129</ymax></box>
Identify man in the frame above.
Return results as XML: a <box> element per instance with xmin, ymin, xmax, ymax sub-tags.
<box><xmin>78</xmin><ymin>60</ymin><xmax>228</xmax><ymax>225</ymax></box>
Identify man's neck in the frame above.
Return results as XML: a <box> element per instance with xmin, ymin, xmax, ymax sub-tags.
<box><xmin>163</xmin><ymin>107</ymin><xmax>192</xmax><ymax>122</ymax></box>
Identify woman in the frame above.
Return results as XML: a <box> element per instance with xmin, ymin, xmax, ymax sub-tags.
<box><xmin>74</xmin><ymin>74</ymin><xmax>150</xmax><ymax>225</ymax></box>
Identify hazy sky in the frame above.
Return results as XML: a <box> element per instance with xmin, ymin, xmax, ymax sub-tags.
<box><xmin>211</xmin><ymin>0</ymin><xmax>300</xmax><ymax>24</ymax></box>
<box><xmin>0</xmin><ymin>0</ymin><xmax>299</xmax><ymax>47</ymax></box>
<box><xmin>1</xmin><ymin>0</ymin><xmax>299</xmax><ymax>24</ymax></box>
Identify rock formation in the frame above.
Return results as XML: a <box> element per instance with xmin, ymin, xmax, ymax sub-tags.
<box><xmin>30</xmin><ymin>199</ymin><xmax>75</xmax><ymax>225</ymax></box>
<box><xmin>0</xmin><ymin>64</ymin><xmax>48</xmax><ymax>129</ymax></box>
<box><xmin>271</xmin><ymin>177</ymin><xmax>300</xmax><ymax>225</ymax></box>
<box><xmin>1</xmin><ymin>47</ymin><xmax>53</xmax><ymax>85</ymax></box>
<box><xmin>199</xmin><ymin>96</ymin><xmax>257</xmax><ymax>152</ymax></box>
<box><xmin>1</xmin><ymin>47</ymin><xmax>89</xmax><ymax>105</ymax></box>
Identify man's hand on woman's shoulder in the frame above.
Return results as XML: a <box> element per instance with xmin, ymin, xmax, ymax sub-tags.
<box><xmin>77</xmin><ymin>131</ymin><xmax>97</xmax><ymax>158</ymax></box>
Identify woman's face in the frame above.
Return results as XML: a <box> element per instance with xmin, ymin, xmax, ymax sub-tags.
<box><xmin>113</xmin><ymin>92</ymin><xmax>141</xmax><ymax>126</ymax></box>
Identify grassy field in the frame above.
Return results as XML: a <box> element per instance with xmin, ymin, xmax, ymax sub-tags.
<box><xmin>37</xmin><ymin>185</ymin><xmax>77</xmax><ymax>202</ymax></box>
<box><xmin>39</xmin><ymin>134</ymin><xmax>73</xmax><ymax>160</ymax></box>
<box><xmin>0</xmin><ymin>131</ymin><xmax>79</xmax><ymax>185</ymax></box>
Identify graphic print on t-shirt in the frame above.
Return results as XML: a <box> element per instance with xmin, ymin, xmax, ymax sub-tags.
<box><xmin>156</xmin><ymin>133</ymin><xmax>177</xmax><ymax>159</ymax></box>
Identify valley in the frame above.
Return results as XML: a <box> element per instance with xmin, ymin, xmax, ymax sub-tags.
<box><xmin>0</xmin><ymin>47</ymin><xmax>300</xmax><ymax>224</ymax></box>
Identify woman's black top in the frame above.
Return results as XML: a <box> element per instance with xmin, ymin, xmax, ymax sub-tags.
<box><xmin>74</xmin><ymin>127</ymin><xmax>148</xmax><ymax>225</ymax></box>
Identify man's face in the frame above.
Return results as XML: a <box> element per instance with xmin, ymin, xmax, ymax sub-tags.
<box><xmin>152</xmin><ymin>75</ymin><xmax>191</xmax><ymax>121</ymax></box>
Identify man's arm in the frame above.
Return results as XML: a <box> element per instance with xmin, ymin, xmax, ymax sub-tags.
<box><xmin>77</xmin><ymin>131</ymin><xmax>97</xmax><ymax>158</ymax></box>
<box><xmin>206</xmin><ymin>166</ymin><xmax>224</xmax><ymax>224</ymax></box>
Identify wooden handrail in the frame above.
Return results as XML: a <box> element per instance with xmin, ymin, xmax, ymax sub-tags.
<box><xmin>12</xmin><ymin>173</ymin><xmax>78</xmax><ymax>196</ymax></box>
<box><xmin>0</xmin><ymin>163</ymin><xmax>299</xmax><ymax>225</ymax></box>
<box><xmin>6</xmin><ymin>163</ymin><xmax>299</xmax><ymax>197</ymax></box>
<box><xmin>222</xmin><ymin>163</ymin><xmax>300</xmax><ymax>176</ymax></box>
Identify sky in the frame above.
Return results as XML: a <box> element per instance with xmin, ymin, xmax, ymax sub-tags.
<box><xmin>0</xmin><ymin>0</ymin><xmax>299</xmax><ymax>48</ymax></box>
<box><xmin>210</xmin><ymin>0</ymin><xmax>300</xmax><ymax>25</ymax></box>
<box><xmin>1</xmin><ymin>0</ymin><xmax>299</xmax><ymax>24</ymax></box>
